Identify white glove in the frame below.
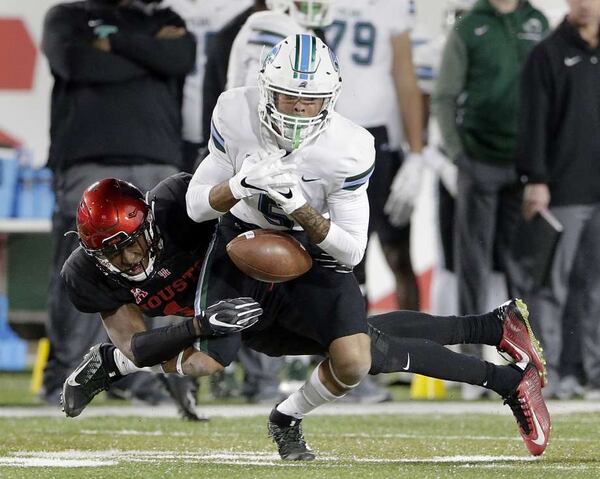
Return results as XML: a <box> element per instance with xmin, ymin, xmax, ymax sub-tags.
<box><xmin>422</xmin><ymin>146</ymin><xmax>457</xmax><ymax>197</ymax></box>
<box><xmin>229</xmin><ymin>150</ymin><xmax>296</xmax><ymax>200</ymax></box>
<box><xmin>266</xmin><ymin>181</ymin><xmax>307</xmax><ymax>215</ymax></box>
<box><xmin>384</xmin><ymin>151</ymin><xmax>424</xmax><ymax>227</ymax></box>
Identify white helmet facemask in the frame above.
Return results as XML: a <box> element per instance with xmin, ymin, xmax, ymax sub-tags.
<box><xmin>258</xmin><ymin>34</ymin><xmax>342</xmax><ymax>150</ymax></box>
<box><xmin>266</xmin><ymin>0</ymin><xmax>334</xmax><ymax>28</ymax></box>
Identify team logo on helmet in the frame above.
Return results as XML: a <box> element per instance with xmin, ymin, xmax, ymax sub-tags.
<box><xmin>329</xmin><ymin>49</ymin><xmax>340</xmax><ymax>73</ymax></box>
<box><xmin>263</xmin><ymin>44</ymin><xmax>282</xmax><ymax>67</ymax></box>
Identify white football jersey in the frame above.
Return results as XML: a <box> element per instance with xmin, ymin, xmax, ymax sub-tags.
<box><xmin>227</xmin><ymin>11</ymin><xmax>310</xmax><ymax>90</ymax></box>
<box><xmin>163</xmin><ymin>0</ymin><xmax>252</xmax><ymax>143</ymax></box>
<box><xmin>326</xmin><ymin>0</ymin><xmax>413</xmax><ymax>149</ymax></box>
<box><xmin>202</xmin><ymin>87</ymin><xmax>374</xmax><ymax>233</ymax></box>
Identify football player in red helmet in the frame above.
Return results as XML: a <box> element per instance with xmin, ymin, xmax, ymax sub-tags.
<box><xmin>76</xmin><ymin>178</ymin><xmax>162</xmax><ymax>282</ymax></box>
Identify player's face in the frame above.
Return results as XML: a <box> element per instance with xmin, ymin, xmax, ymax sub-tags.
<box><xmin>104</xmin><ymin>235</ymin><xmax>150</xmax><ymax>276</ymax></box>
<box><xmin>276</xmin><ymin>93</ymin><xmax>324</xmax><ymax>117</ymax></box>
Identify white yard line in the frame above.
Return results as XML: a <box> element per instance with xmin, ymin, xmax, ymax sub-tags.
<box><xmin>0</xmin><ymin>400</ymin><xmax>599</xmax><ymax>418</ymax></box>
<box><xmin>1</xmin><ymin>450</ymin><xmax>590</xmax><ymax>470</ymax></box>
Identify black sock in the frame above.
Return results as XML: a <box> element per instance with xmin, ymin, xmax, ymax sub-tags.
<box><xmin>99</xmin><ymin>344</ymin><xmax>123</xmax><ymax>382</ymax></box>
<box><xmin>270</xmin><ymin>407</ymin><xmax>299</xmax><ymax>427</ymax></box>
<box><xmin>482</xmin><ymin>363</ymin><xmax>523</xmax><ymax>398</ymax></box>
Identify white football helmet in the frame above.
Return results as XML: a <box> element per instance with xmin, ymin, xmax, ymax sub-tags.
<box><xmin>265</xmin><ymin>0</ymin><xmax>334</xmax><ymax>28</ymax></box>
<box><xmin>258</xmin><ymin>34</ymin><xmax>342</xmax><ymax>150</ymax></box>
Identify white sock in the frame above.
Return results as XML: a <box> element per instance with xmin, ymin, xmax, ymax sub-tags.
<box><xmin>113</xmin><ymin>348</ymin><xmax>164</xmax><ymax>375</ymax></box>
<box><xmin>277</xmin><ymin>361</ymin><xmax>343</xmax><ymax>419</ymax></box>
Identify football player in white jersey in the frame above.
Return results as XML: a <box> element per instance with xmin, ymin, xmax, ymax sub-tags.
<box><xmin>186</xmin><ymin>34</ymin><xmax>375</xmax><ymax>460</ymax></box>
<box><xmin>326</xmin><ymin>0</ymin><xmax>424</xmax><ymax>311</ymax></box>
<box><xmin>163</xmin><ymin>0</ymin><xmax>252</xmax><ymax>171</ymax></box>
<box><xmin>226</xmin><ymin>0</ymin><xmax>391</xmax><ymax>405</ymax></box>
<box><xmin>226</xmin><ymin>0</ymin><xmax>333</xmax><ymax>89</ymax></box>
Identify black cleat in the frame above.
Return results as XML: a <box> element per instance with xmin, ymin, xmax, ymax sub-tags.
<box><xmin>61</xmin><ymin>343</ymin><xmax>116</xmax><ymax>418</ymax></box>
<box><xmin>157</xmin><ymin>375</ymin><xmax>208</xmax><ymax>422</ymax></box>
<box><xmin>268</xmin><ymin>408</ymin><xmax>315</xmax><ymax>461</ymax></box>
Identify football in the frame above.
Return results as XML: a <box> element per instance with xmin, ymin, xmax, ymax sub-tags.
<box><xmin>226</xmin><ymin>229</ymin><xmax>313</xmax><ymax>283</ymax></box>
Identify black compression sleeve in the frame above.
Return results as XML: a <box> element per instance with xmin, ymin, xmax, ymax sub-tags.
<box><xmin>130</xmin><ymin>318</ymin><xmax>198</xmax><ymax>367</ymax></box>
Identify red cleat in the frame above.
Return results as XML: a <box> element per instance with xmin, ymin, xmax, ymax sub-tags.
<box><xmin>497</xmin><ymin>299</ymin><xmax>547</xmax><ymax>387</ymax></box>
<box><xmin>504</xmin><ymin>364</ymin><xmax>551</xmax><ymax>456</ymax></box>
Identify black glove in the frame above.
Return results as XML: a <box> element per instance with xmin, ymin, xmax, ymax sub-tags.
<box><xmin>197</xmin><ymin>297</ymin><xmax>263</xmax><ymax>335</ymax></box>
<box><xmin>313</xmin><ymin>252</ymin><xmax>353</xmax><ymax>274</ymax></box>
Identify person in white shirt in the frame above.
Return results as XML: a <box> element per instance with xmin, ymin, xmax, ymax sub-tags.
<box><xmin>227</xmin><ymin>0</ymin><xmax>332</xmax><ymax>90</ymax></box>
<box><xmin>326</xmin><ymin>0</ymin><xmax>424</xmax><ymax>311</ymax></box>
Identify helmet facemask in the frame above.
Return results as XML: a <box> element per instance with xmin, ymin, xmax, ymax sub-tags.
<box><xmin>260</xmin><ymin>83</ymin><xmax>340</xmax><ymax>150</ymax></box>
<box><xmin>266</xmin><ymin>0</ymin><xmax>334</xmax><ymax>28</ymax></box>
<box><xmin>258</xmin><ymin>35</ymin><xmax>342</xmax><ymax>150</ymax></box>
<box><xmin>290</xmin><ymin>0</ymin><xmax>333</xmax><ymax>28</ymax></box>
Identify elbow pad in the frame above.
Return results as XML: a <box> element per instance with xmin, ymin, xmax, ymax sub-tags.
<box><xmin>130</xmin><ymin>318</ymin><xmax>198</xmax><ymax>367</ymax></box>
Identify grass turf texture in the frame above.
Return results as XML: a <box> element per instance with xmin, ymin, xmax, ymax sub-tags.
<box><xmin>1</xmin><ymin>373</ymin><xmax>599</xmax><ymax>478</ymax></box>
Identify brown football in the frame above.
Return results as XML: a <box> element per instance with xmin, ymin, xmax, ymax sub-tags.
<box><xmin>226</xmin><ymin>229</ymin><xmax>313</xmax><ymax>283</ymax></box>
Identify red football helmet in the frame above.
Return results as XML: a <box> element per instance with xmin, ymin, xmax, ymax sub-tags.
<box><xmin>76</xmin><ymin>178</ymin><xmax>162</xmax><ymax>281</ymax></box>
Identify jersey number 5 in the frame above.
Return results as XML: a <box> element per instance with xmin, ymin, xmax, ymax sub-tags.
<box><xmin>326</xmin><ymin>20</ymin><xmax>377</xmax><ymax>66</ymax></box>
<box><xmin>258</xmin><ymin>194</ymin><xmax>295</xmax><ymax>229</ymax></box>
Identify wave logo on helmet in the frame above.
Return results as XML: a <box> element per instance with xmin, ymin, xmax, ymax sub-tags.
<box><xmin>328</xmin><ymin>48</ymin><xmax>340</xmax><ymax>73</ymax></box>
<box><xmin>262</xmin><ymin>44</ymin><xmax>282</xmax><ymax>68</ymax></box>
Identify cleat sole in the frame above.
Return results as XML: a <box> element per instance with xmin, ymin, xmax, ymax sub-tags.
<box><xmin>515</xmin><ymin>299</ymin><xmax>547</xmax><ymax>387</ymax></box>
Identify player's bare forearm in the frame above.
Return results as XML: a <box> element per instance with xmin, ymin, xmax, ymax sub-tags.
<box><xmin>208</xmin><ymin>180</ymin><xmax>239</xmax><ymax>212</ymax></box>
<box><xmin>393</xmin><ymin>33</ymin><xmax>424</xmax><ymax>152</ymax></box>
<box><xmin>291</xmin><ymin>204</ymin><xmax>330</xmax><ymax>244</ymax></box>
<box><xmin>101</xmin><ymin>304</ymin><xmax>146</xmax><ymax>361</ymax></box>
<box><xmin>397</xmin><ymin>78</ymin><xmax>424</xmax><ymax>152</ymax></box>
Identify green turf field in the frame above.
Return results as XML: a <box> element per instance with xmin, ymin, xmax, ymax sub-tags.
<box><xmin>0</xmin><ymin>372</ymin><xmax>599</xmax><ymax>478</ymax></box>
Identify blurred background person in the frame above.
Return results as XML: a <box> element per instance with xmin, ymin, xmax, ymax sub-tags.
<box><xmin>432</xmin><ymin>0</ymin><xmax>548</xmax><ymax>399</ymax></box>
<box><xmin>40</xmin><ymin>0</ymin><xmax>194</xmax><ymax>407</ymax></box>
<box><xmin>202</xmin><ymin>1</ymin><xmax>267</xmax><ymax>149</ymax></box>
<box><xmin>163</xmin><ymin>0</ymin><xmax>252</xmax><ymax>173</ymax></box>
<box><xmin>412</xmin><ymin>0</ymin><xmax>474</xmax><ymax>317</ymax></box>
<box><xmin>517</xmin><ymin>0</ymin><xmax>600</xmax><ymax>399</ymax></box>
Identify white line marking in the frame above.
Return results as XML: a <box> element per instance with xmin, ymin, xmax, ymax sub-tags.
<box><xmin>1</xmin><ymin>400</ymin><xmax>599</xmax><ymax>418</ymax></box>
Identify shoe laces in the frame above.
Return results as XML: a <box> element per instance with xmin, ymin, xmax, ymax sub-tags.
<box><xmin>80</xmin><ymin>353</ymin><xmax>111</xmax><ymax>396</ymax></box>
<box><xmin>504</xmin><ymin>390</ymin><xmax>532</xmax><ymax>435</ymax></box>
<box><xmin>269</xmin><ymin>421</ymin><xmax>309</xmax><ymax>453</ymax></box>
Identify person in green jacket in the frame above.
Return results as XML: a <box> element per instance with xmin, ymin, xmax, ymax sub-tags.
<box><xmin>431</xmin><ymin>0</ymin><xmax>549</xmax><ymax>400</ymax></box>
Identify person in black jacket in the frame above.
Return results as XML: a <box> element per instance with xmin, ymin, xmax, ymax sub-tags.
<box><xmin>517</xmin><ymin>0</ymin><xmax>600</xmax><ymax>399</ymax></box>
<box><xmin>40</xmin><ymin>0</ymin><xmax>196</xmax><ymax>409</ymax></box>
